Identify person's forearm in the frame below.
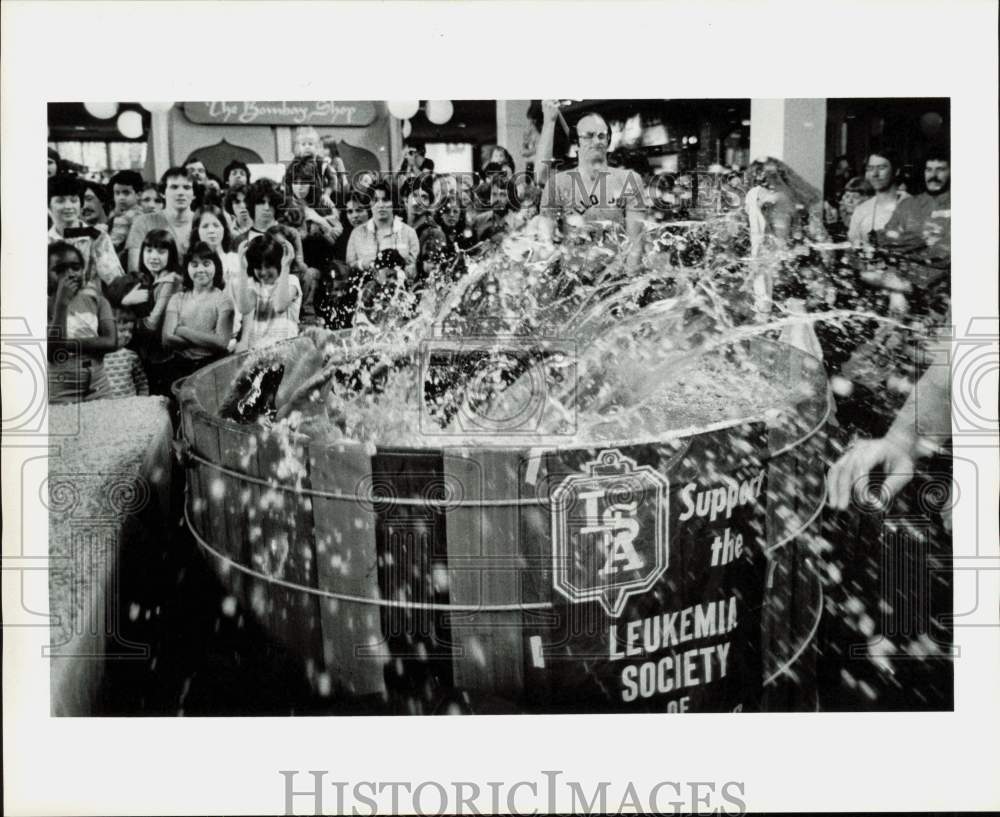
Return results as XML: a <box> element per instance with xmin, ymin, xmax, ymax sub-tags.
<box><xmin>47</xmin><ymin>305</ymin><xmax>70</xmax><ymax>356</ymax></box>
<box><xmin>535</xmin><ymin>120</ymin><xmax>557</xmax><ymax>187</ymax></box>
<box><xmin>76</xmin><ymin>335</ymin><xmax>118</xmax><ymax>354</ymax></box>
<box><xmin>161</xmin><ymin>327</ymin><xmax>188</xmax><ymax>349</ymax></box>
<box><xmin>887</xmin><ymin>361</ymin><xmax>951</xmax><ymax>455</ymax></box>
<box><xmin>231</xmin><ymin>274</ymin><xmax>255</xmax><ymax>315</ymax></box>
<box><xmin>272</xmin><ymin>269</ymin><xmax>292</xmax><ymax>313</ymax></box>
<box><xmin>176</xmin><ymin>326</ymin><xmax>229</xmax><ymax>352</ymax></box>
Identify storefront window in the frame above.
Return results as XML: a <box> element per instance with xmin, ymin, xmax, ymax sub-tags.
<box><xmin>49</xmin><ymin>141</ymin><xmax>147</xmax><ymax>174</ymax></box>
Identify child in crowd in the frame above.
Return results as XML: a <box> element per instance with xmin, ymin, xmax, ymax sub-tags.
<box><xmin>103</xmin><ymin>316</ymin><xmax>150</xmax><ymax>398</ymax></box>
<box><xmin>223</xmin><ymin>159</ymin><xmax>251</xmax><ymax>190</ymax></box>
<box><xmin>294</xmin><ymin>126</ymin><xmax>341</xmax><ymax>209</ymax></box>
<box><xmin>159</xmin><ymin>242</ymin><xmax>235</xmax><ymax>390</ymax></box>
<box><xmin>191</xmin><ymin>203</ymin><xmax>241</xmax><ymax>348</ymax></box>
<box><xmin>139</xmin><ymin>183</ymin><xmax>164</xmax><ymax>214</ymax></box>
<box><xmin>283</xmin><ymin>158</ymin><xmax>342</xmax><ymax>310</ymax></box>
<box><xmin>107</xmin><ymin>170</ymin><xmax>144</xmax><ymax>253</ymax></box>
<box><xmin>233</xmin><ymin>232</ymin><xmax>302</xmax><ymax>351</ymax></box>
<box><xmin>123</xmin><ymin>229</ymin><xmax>183</xmax><ymax>387</ymax></box>
<box><xmin>224</xmin><ymin>184</ymin><xmax>254</xmax><ymax>238</ymax></box>
<box><xmin>47</xmin><ymin>242</ymin><xmax>117</xmax><ymax>404</ymax></box>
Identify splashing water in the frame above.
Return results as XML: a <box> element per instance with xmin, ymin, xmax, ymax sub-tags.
<box><xmin>224</xmin><ymin>209</ymin><xmax>939</xmax><ymax>451</ymax></box>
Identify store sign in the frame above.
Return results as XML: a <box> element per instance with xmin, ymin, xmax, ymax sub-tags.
<box><xmin>183</xmin><ymin>101</ymin><xmax>377</xmax><ymax>127</ymax></box>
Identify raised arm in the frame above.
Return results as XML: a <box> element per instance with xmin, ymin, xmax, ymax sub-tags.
<box><xmin>271</xmin><ymin>235</ymin><xmax>295</xmax><ymax>314</ymax></box>
<box><xmin>231</xmin><ymin>240</ymin><xmax>256</xmax><ymax>316</ymax></box>
<box><xmin>534</xmin><ymin>99</ymin><xmax>561</xmax><ymax>188</ymax></box>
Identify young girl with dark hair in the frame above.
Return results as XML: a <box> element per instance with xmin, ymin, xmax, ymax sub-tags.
<box><xmin>120</xmin><ymin>228</ymin><xmax>183</xmax><ymax>380</ymax></box>
<box><xmin>233</xmin><ymin>232</ymin><xmax>302</xmax><ymax>351</ymax></box>
<box><xmin>157</xmin><ymin>242</ymin><xmax>234</xmax><ymax>392</ymax></box>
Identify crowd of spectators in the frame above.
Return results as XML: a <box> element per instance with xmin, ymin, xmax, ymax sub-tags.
<box><xmin>46</xmin><ymin>117</ymin><xmax>951</xmax><ymax>430</ymax></box>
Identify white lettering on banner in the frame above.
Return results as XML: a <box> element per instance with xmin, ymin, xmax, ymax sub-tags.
<box><xmin>202</xmin><ymin>101</ymin><xmax>362</xmax><ymax>126</ymax></box>
<box><xmin>620</xmin><ymin>643</ymin><xmax>732</xmax><ymax>701</ymax></box>
<box><xmin>710</xmin><ymin>527</ymin><xmax>744</xmax><ymax>567</ymax></box>
<box><xmin>609</xmin><ymin>595</ymin><xmax>739</xmax><ymax>660</ymax></box>
<box><xmin>677</xmin><ymin>471</ymin><xmax>765</xmax><ymax>523</ymax></box>
<box><xmin>577</xmin><ymin>489</ymin><xmax>645</xmax><ymax>577</ymax></box>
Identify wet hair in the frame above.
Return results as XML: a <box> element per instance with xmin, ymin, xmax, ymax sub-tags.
<box><xmin>244</xmin><ymin>232</ymin><xmax>285</xmax><ymax>281</ymax></box>
<box><xmin>190</xmin><ymin>204</ymin><xmax>233</xmax><ymax>253</ymax></box>
<box><xmin>48</xmin><ymin>240</ymin><xmax>85</xmax><ymax>269</ymax></box>
<box><xmin>181</xmin><ymin>241</ymin><xmax>225</xmax><ymax>290</ymax></box>
<box><xmin>246</xmin><ymin>178</ymin><xmax>285</xmax><ymax>217</ymax></box>
<box><xmin>48</xmin><ymin>174</ymin><xmax>84</xmax><ymax>205</ymax></box>
<box><xmin>159</xmin><ymin>166</ymin><xmax>192</xmax><ymax>189</ymax></box>
<box><xmin>138</xmin><ymin>228</ymin><xmax>181</xmax><ymax>279</ymax></box>
<box><xmin>109</xmin><ymin>170</ymin><xmax>144</xmax><ymax>194</ymax></box>
<box><xmin>223</xmin><ymin>160</ymin><xmax>251</xmax><ymax>187</ymax></box>
<box><xmin>223</xmin><ymin>184</ymin><xmax>248</xmax><ymax>216</ymax></box>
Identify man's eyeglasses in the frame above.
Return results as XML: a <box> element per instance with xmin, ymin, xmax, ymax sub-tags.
<box><xmin>578</xmin><ymin>131</ymin><xmax>610</xmax><ymax>144</ymax></box>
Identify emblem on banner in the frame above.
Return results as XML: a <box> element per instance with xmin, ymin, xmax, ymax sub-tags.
<box><xmin>551</xmin><ymin>449</ymin><xmax>670</xmax><ymax>617</ymax></box>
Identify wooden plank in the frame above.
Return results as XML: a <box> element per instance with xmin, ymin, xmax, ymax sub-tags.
<box><xmin>214</xmin><ymin>421</ymin><xmax>259</xmax><ymax>612</ymax></box>
<box><xmin>309</xmin><ymin>442</ymin><xmax>387</xmax><ymax>698</ymax></box>
<box><xmin>445</xmin><ymin>448</ymin><xmax>525</xmax><ymax>700</ymax></box>
<box><xmin>251</xmin><ymin>428</ymin><xmax>325</xmax><ymax>682</ymax></box>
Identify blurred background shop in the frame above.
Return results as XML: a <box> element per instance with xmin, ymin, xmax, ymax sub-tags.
<box><xmin>49</xmin><ymin>97</ymin><xmax>948</xmax><ymax>202</ymax></box>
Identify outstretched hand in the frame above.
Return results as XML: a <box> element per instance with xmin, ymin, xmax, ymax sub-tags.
<box><xmin>827</xmin><ymin>436</ymin><xmax>915</xmax><ymax>511</ymax></box>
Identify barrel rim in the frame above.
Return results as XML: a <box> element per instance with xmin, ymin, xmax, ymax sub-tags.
<box><xmin>178</xmin><ymin>336</ymin><xmax>832</xmax><ymax>457</ymax></box>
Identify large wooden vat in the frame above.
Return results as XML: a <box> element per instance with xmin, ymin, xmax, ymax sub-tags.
<box><xmin>177</xmin><ymin>337</ymin><xmax>828</xmax><ymax>713</ymax></box>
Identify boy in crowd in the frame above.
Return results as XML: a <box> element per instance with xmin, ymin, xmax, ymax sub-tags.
<box><xmin>126</xmin><ymin>167</ymin><xmax>195</xmax><ymax>272</ymax></box>
<box><xmin>107</xmin><ymin>170</ymin><xmax>145</xmax><ymax>252</ymax></box>
<box><xmin>223</xmin><ymin>159</ymin><xmax>251</xmax><ymax>190</ymax></box>
<box><xmin>103</xmin><ymin>316</ymin><xmax>150</xmax><ymax>398</ymax></box>
<box><xmin>402</xmin><ymin>175</ymin><xmax>447</xmax><ymax>289</ymax></box>
<box><xmin>47</xmin><ymin>175</ymin><xmax>124</xmax><ymax>288</ymax></box>
<box><xmin>224</xmin><ymin>184</ymin><xmax>254</xmax><ymax>238</ymax></box>
<box><xmin>139</xmin><ymin>182</ymin><xmax>164</xmax><ymax>214</ymax></box>
<box><xmin>47</xmin><ymin>241</ymin><xmax>117</xmax><ymax>403</ymax></box>
<box><xmin>232</xmin><ymin>178</ymin><xmax>283</xmax><ymax>249</ymax></box>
